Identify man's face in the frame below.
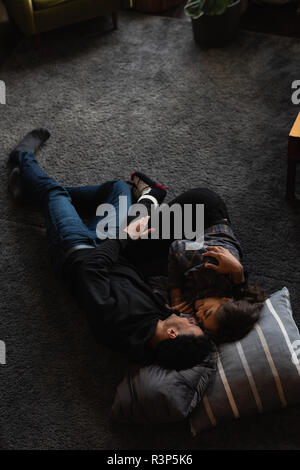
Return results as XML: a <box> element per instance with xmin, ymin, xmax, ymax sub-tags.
<box><xmin>195</xmin><ymin>297</ymin><xmax>232</xmax><ymax>333</ymax></box>
<box><xmin>165</xmin><ymin>313</ymin><xmax>204</xmax><ymax>338</ymax></box>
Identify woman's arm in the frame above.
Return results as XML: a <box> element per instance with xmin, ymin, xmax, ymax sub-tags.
<box><xmin>167</xmin><ymin>241</ymin><xmax>186</xmax><ymax>296</ymax></box>
<box><xmin>202</xmin><ymin>246</ymin><xmax>245</xmax><ymax>284</ymax></box>
<box><xmin>170</xmin><ymin>287</ymin><xmax>183</xmax><ymax>306</ymax></box>
<box><xmin>232</xmin><ymin>268</ymin><xmax>245</xmax><ymax>284</ymax></box>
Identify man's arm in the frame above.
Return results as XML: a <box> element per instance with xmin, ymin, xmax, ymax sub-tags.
<box><xmin>68</xmin><ymin>239</ymin><xmax>124</xmax><ymax>311</ymax></box>
<box><xmin>68</xmin><ymin>216</ymin><xmax>153</xmax><ymax>310</ymax></box>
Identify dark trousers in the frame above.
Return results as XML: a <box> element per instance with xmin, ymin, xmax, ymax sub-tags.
<box><xmin>16</xmin><ymin>151</ymin><xmax>133</xmax><ymax>275</ymax></box>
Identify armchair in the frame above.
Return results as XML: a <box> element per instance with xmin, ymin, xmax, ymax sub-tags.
<box><xmin>4</xmin><ymin>0</ymin><xmax>126</xmax><ymax>36</ymax></box>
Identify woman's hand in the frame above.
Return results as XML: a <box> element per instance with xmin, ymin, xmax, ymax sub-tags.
<box><xmin>167</xmin><ymin>301</ymin><xmax>195</xmax><ymax>315</ymax></box>
<box><xmin>203</xmin><ymin>246</ymin><xmax>244</xmax><ymax>283</ymax></box>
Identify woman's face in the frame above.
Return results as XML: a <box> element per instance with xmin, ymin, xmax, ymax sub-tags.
<box><xmin>195</xmin><ymin>297</ymin><xmax>232</xmax><ymax>332</ymax></box>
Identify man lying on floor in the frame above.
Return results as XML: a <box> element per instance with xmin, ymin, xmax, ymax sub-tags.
<box><xmin>7</xmin><ymin>129</ymin><xmax>264</xmax><ymax>371</ymax></box>
<box><xmin>8</xmin><ymin>129</ymin><xmax>216</xmax><ymax>371</ymax></box>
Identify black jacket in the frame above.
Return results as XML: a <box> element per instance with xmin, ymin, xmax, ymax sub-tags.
<box><xmin>64</xmin><ymin>239</ymin><xmax>171</xmax><ymax>364</ymax></box>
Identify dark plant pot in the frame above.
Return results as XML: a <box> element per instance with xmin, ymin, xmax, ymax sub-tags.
<box><xmin>191</xmin><ymin>0</ymin><xmax>241</xmax><ymax>48</ymax></box>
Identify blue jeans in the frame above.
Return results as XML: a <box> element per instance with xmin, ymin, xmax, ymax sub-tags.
<box><xmin>17</xmin><ymin>151</ymin><xmax>132</xmax><ymax>275</ymax></box>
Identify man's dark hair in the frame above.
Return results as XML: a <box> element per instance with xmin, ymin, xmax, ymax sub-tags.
<box><xmin>209</xmin><ymin>285</ymin><xmax>266</xmax><ymax>344</ymax></box>
<box><xmin>154</xmin><ymin>334</ymin><xmax>215</xmax><ymax>371</ymax></box>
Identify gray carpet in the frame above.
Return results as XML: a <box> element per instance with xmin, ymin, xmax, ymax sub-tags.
<box><xmin>0</xmin><ymin>11</ymin><xmax>300</xmax><ymax>450</ymax></box>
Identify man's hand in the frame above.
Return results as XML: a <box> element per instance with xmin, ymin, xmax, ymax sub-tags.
<box><xmin>203</xmin><ymin>246</ymin><xmax>245</xmax><ymax>283</ymax></box>
<box><xmin>124</xmin><ymin>216</ymin><xmax>155</xmax><ymax>241</ymax></box>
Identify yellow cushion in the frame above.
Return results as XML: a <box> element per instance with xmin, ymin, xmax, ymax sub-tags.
<box><xmin>32</xmin><ymin>0</ymin><xmax>74</xmax><ymax>10</ymax></box>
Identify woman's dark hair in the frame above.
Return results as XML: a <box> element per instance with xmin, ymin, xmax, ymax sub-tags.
<box><xmin>154</xmin><ymin>334</ymin><xmax>215</xmax><ymax>371</ymax></box>
<box><xmin>209</xmin><ymin>284</ymin><xmax>267</xmax><ymax>344</ymax></box>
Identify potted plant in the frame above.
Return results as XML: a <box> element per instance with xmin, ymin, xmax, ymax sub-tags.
<box><xmin>184</xmin><ymin>0</ymin><xmax>241</xmax><ymax>47</ymax></box>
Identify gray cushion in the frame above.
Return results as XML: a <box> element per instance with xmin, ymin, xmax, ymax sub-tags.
<box><xmin>112</xmin><ymin>288</ymin><xmax>300</xmax><ymax>431</ymax></box>
<box><xmin>190</xmin><ymin>287</ymin><xmax>300</xmax><ymax>435</ymax></box>
<box><xmin>112</xmin><ymin>349</ymin><xmax>217</xmax><ymax>424</ymax></box>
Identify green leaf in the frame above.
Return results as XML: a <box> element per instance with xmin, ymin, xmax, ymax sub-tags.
<box><xmin>184</xmin><ymin>0</ymin><xmax>206</xmax><ymax>18</ymax></box>
<box><xmin>205</xmin><ymin>0</ymin><xmax>227</xmax><ymax>15</ymax></box>
<box><xmin>184</xmin><ymin>0</ymin><xmax>231</xmax><ymax>17</ymax></box>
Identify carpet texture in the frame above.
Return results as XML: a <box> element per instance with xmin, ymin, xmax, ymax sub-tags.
<box><xmin>0</xmin><ymin>11</ymin><xmax>300</xmax><ymax>450</ymax></box>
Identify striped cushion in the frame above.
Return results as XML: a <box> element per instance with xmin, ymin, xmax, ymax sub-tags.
<box><xmin>190</xmin><ymin>287</ymin><xmax>300</xmax><ymax>435</ymax></box>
